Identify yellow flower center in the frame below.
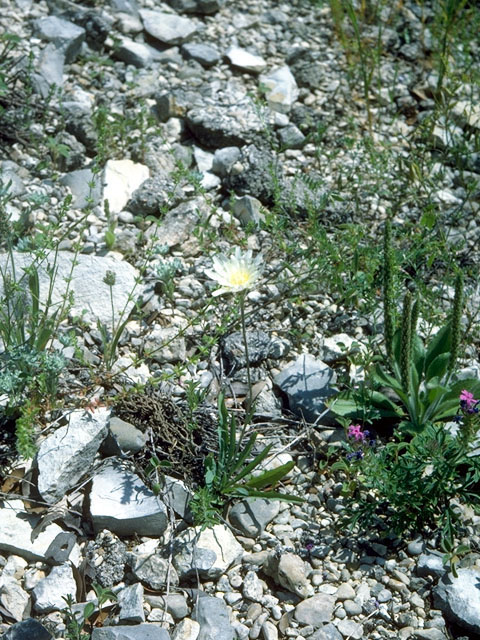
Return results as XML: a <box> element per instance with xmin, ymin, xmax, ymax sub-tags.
<box><xmin>229</xmin><ymin>267</ymin><xmax>252</xmax><ymax>286</ymax></box>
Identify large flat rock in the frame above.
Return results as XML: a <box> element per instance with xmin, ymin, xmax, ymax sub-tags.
<box><xmin>0</xmin><ymin>251</ymin><xmax>139</xmax><ymax>328</ymax></box>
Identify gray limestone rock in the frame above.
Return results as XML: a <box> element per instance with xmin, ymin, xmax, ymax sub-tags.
<box><xmin>37</xmin><ymin>407</ymin><xmax>109</xmax><ymax>503</ymax></box>
<box><xmin>54</xmin><ymin>131</ymin><xmax>86</xmax><ymax>172</ymax></box>
<box><xmin>33</xmin><ymin>16</ymin><xmax>85</xmax><ymax>64</ymax></box>
<box><xmin>433</xmin><ymin>569</ymin><xmax>480</xmax><ymax>634</ymax></box>
<box><xmin>91</xmin><ymin>626</ymin><xmax>171</xmax><ymax>640</ymax></box>
<box><xmin>129</xmin><ymin>552</ymin><xmax>179</xmax><ymax>591</ymax></box>
<box><xmin>417</xmin><ymin>553</ymin><xmax>447</xmax><ymax>578</ymax></box>
<box><xmin>228</xmin><ymin>498</ymin><xmax>280</xmax><ymax>537</ymax></box>
<box><xmin>102</xmin><ymin>416</ymin><xmax>148</xmax><ymax>455</ymax></box>
<box><xmin>2</xmin><ymin>618</ymin><xmax>53</xmax><ymax>640</ymax></box>
<box><xmin>186</xmin><ymin>102</ymin><xmax>266</xmax><ymax>149</ymax></box>
<box><xmin>232</xmin><ymin>195</ymin><xmax>265</xmax><ymax>227</ymax></box>
<box><xmin>157</xmin><ymin>476</ymin><xmax>193</xmax><ymax>522</ymax></box>
<box><xmin>86</xmin><ymin>530</ymin><xmax>128</xmax><ymax>588</ymax></box>
<box><xmin>140</xmin><ymin>9</ymin><xmax>197</xmax><ymax>45</ymax></box>
<box><xmin>336</xmin><ymin>619</ymin><xmax>363</xmax><ymax>639</ymax></box>
<box><xmin>222</xmin><ymin>331</ymin><xmax>289</xmax><ymax>371</ymax></box>
<box><xmin>310</xmin><ymin>624</ymin><xmax>343</xmax><ymax>640</ymax></box>
<box><xmin>0</xmin><ymin>500</ymin><xmax>65</xmax><ymax>563</ymax></box>
<box><xmin>127</xmin><ymin>174</ymin><xmax>185</xmax><ymax>216</ymax></box>
<box><xmin>118</xmin><ymin>583</ymin><xmax>145</xmax><ymax>623</ymax></box>
<box><xmin>103</xmin><ymin>159</ymin><xmax>150</xmax><ymax>214</ymax></box>
<box><xmin>294</xmin><ymin>594</ymin><xmax>336</xmax><ymax>627</ymax></box>
<box><xmin>32</xmin><ymin>43</ymin><xmax>64</xmax><ymax>98</ymax></box>
<box><xmin>144</xmin><ymin>594</ymin><xmax>189</xmax><ymax>620</ymax></box>
<box><xmin>166</xmin><ymin>0</ymin><xmax>223</xmax><ymax>14</ymax></box>
<box><xmin>242</xmin><ymin>570</ymin><xmax>264</xmax><ymax>602</ymax></box>
<box><xmin>153</xmin><ymin>197</ymin><xmax>204</xmax><ymax>248</ymax></box>
<box><xmin>413</xmin><ymin>630</ymin><xmax>448</xmax><ymax>640</ymax></box>
<box><xmin>212</xmin><ymin>147</ymin><xmax>241</xmax><ymax>177</ymax></box>
<box><xmin>173</xmin><ymin>525</ymin><xmax>243</xmax><ymax>580</ymax></box>
<box><xmin>181</xmin><ymin>43</ymin><xmax>220</xmax><ymax>68</ymax></box>
<box><xmin>32</xmin><ymin>563</ymin><xmax>77</xmax><ymax>613</ymax></box>
<box><xmin>273</xmin><ymin>354</ymin><xmax>337</xmax><ymax>423</ymax></box>
<box><xmin>60</xmin><ymin>166</ymin><xmax>102</xmax><ymax>208</ymax></box>
<box><xmin>114</xmin><ymin>37</ymin><xmax>153</xmax><ymax>67</ymax></box>
<box><xmin>192</xmin><ymin>595</ymin><xmax>234</xmax><ymax>640</ymax></box>
<box><xmin>89</xmin><ymin>461</ymin><xmax>168</xmax><ymax>537</ymax></box>
<box><xmin>172</xmin><ymin>619</ymin><xmax>200</xmax><ymax>640</ymax></box>
<box><xmin>223</xmin><ymin>144</ymin><xmax>283</xmax><ymax>205</ymax></box>
<box><xmin>277</xmin><ymin>124</ymin><xmax>306</xmax><ymax>149</ymax></box>
<box><xmin>263</xmin><ymin>552</ymin><xmax>314</xmax><ymax>598</ymax></box>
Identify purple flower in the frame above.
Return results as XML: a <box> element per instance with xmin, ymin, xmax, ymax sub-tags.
<box><xmin>348</xmin><ymin>424</ymin><xmax>366</xmax><ymax>442</ymax></box>
<box><xmin>460</xmin><ymin>389</ymin><xmax>477</xmax><ymax>411</ymax></box>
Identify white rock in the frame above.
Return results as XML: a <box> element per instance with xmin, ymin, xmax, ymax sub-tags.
<box><xmin>173</xmin><ymin>524</ymin><xmax>243</xmax><ymax>579</ymax></box>
<box><xmin>33</xmin><ymin>563</ymin><xmax>77</xmax><ymax>613</ymax></box>
<box><xmin>0</xmin><ymin>500</ymin><xmax>64</xmax><ymax>562</ymax></box>
<box><xmin>259</xmin><ymin>66</ymin><xmax>298</xmax><ymax>114</ymax></box>
<box><xmin>172</xmin><ymin>618</ymin><xmax>200</xmax><ymax>640</ymax></box>
<box><xmin>103</xmin><ymin>159</ymin><xmax>149</xmax><ymax>214</ymax></box>
<box><xmin>140</xmin><ymin>9</ymin><xmax>196</xmax><ymax>45</ymax></box>
<box><xmin>0</xmin><ymin>251</ymin><xmax>139</xmax><ymax>328</ymax></box>
<box><xmin>226</xmin><ymin>47</ymin><xmax>267</xmax><ymax>73</ymax></box>
<box><xmin>37</xmin><ymin>407</ymin><xmax>109</xmax><ymax>503</ymax></box>
<box><xmin>0</xmin><ymin>577</ymin><xmax>29</xmax><ymax>621</ymax></box>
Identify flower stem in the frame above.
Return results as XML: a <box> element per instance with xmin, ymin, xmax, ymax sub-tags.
<box><xmin>239</xmin><ymin>293</ymin><xmax>253</xmax><ymax>426</ymax></box>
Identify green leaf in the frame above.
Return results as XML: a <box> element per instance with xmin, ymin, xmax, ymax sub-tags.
<box><xmin>372</xmin><ymin>365</ymin><xmax>402</xmax><ymax>392</ymax></box>
<box><xmin>83</xmin><ymin>602</ymin><xmax>96</xmax><ymax>621</ymax></box>
<box><xmin>238</xmin><ymin>489</ymin><xmax>304</xmax><ymax>504</ymax></box>
<box><xmin>424</xmin><ymin>323</ymin><xmax>451</xmax><ymax>372</ymax></box>
<box><xmin>426</xmin><ymin>353</ymin><xmax>450</xmax><ymax>383</ymax></box>
<box><xmin>229</xmin><ymin>442</ymin><xmax>273</xmax><ymax>486</ymax></box>
<box><xmin>242</xmin><ymin>461</ymin><xmax>295</xmax><ymax>490</ymax></box>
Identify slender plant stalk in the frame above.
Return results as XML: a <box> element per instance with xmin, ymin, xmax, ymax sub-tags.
<box><xmin>448</xmin><ymin>271</ymin><xmax>463</xmax><ymax>375</ymax></box>
<box><xmin>400</xmin><ymin>291</ymin><xmax>412</xmax><ymax>394</ymax></box>
<box><xmin>383</xmin><ymin>219</ymin><xmax>395</xmax><ymax>365</ymax></box>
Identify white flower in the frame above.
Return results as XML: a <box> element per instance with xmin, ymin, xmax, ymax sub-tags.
<box><xmin>205</xmin><ymin>247</ymin><xmax>263</xmax><ymax>297</ymax></box>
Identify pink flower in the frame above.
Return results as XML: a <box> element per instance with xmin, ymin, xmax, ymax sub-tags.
<box><xmin>347</xmin><ymin>424</ymin><xmax>365</xmax><ymax>442</ymax></box>
<box><xmin>460</xmin><ymin>389</ymin><xmax>476</xmax><ymax>410</ymax></box>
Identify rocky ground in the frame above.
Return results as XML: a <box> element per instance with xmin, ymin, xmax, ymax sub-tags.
<box><xmin>1</xmin><ymin>0</ymin><xmax>480</xmax><ymax>638</ymax></box>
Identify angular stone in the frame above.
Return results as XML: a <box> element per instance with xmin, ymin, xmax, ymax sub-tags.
<box><xmin>259</xmin><ymin>66</ymin><xmax>298</xmax><ymax>114</ymax></box>
<box><xmin>173</xmin><ymin>525</ymin><xmax>243</xmax><ymax>579</ymax></box>
<box><xmin>294</xmin><ymin>594</ymin><xmax>335</xmax><ymax>627</ymax></box>
<box><xmin>114</xmin><ymin>37</ymin><xmax>153</xmax><ymax>67</ymax></box>
<box><xmin>192</xmin><ymin>595</ymin><xmax>234</xmax><ymax>640</ymax></box>
<box><xmin>130</xmin><ymin>553</ymin><xmax>179</xmax><ymax>591</ymax></box>
<box><xmin>33</xmin><ymin>16</ymin><xmax>85</xmax><ymax>64</ymax></box>
<box><xmin>86</xmin><ymin>530</ymin><xmax>128</xmax><ymax>588</ymax></box>
<box><xmin>33</xmin><ymin>563</ymin><xmax>77</xmax><ymax>613</ymax></box>
<box><xmin>0</xmin><ymin>250</ymin><xmax>138</xmax><ymax>328</ymax></box>
<box><xmin>186</xmin><ymin>102</ymin><xmax>266</xmax><ymax>149</ymax></box>
<box><xmin>166</xmin><ymin>0</ymin><xmax>223</xmax><ymax>14</ymax></box>
<box><xmin>222</xmin><ymin>331</ymin><xmax>289</xmax><ymax>370</ymax></box>
<box><xmin>89</xmin><ymin>460</ymin><xmax>168</xmax><ymax>537</ymax></box>
<box><xmin>263</xmin><ymin>552</ymin><xmax>314</xmax><ymax>598</ymax></box>
<box><xmin>172</xmin><ymin>618</ymin><xmax>200</xmax><ymax>640</ymax></box>
<box><xmin>103</xmin><ymin>416</ymin><xmax>147</xmax><ymax>455</ymax></box>
<box><xmin>144</xmin><ymin>594</ymin><xmax>189</xmax><ymax>620</ymax></box>
<box><xmin>0</xmin><ymin>578</ymin><xmax>29</xmax><ymax>621</ymax></box>
<box><xmin>118</xmin><ymin>583</ymin><xmax>145</xmax><ymax>623</ymax></box>
<box><xmin>223</xmin><ymin>144</ymin><xmax>283</xmax><ymax>205</ymax></box>
<box><xmin>310</xmin><ymin>624</ymin><xmax>343</xmax><ymax>640</ymax></box>
<box><xmin>0</xmin><ymin>500</ymin><xmax>64</xmax><ymax>562</ymax></box>
<box><xmin>103</xmin><ymin>159</ymin><xmax>149</xmax><ymax>214</ymax></box>
<box><xmin>232</xmin><ymin>195</ymin><xmax>265</xmax><ymax>227</ymax></box>
<box><xmin>157</xmin><ymin>476</ymin><xmax>193</xmax><ymax>522</ymax></box>
<box><xmin>181</xmin><ymin>43</ymin><xmax>220</xmax><ymax>68</ymax></box>
<box><xmin>2</xmin><ymin>618</ymin><xmax>53</xmax><ymax>640</ymax></box>
<box><xmin>60</xmin><ymin>166</ymin><xmax>103</xmax><ymax>208</ymax></box>
<box><xmin>91</xmin><ymin>625</ymin><xmax>171</xmax><ymax>640</ymax></box>
<box><xmin>242</xmin><ymin>570</ymin><xmax>263</xmax><ymax>601</ymax></box>
<box><xmin>433</xmin><ymin>569</ymin><xmax>480</xmax><ymax>634</ymax></box>
<box><xmin>140</xmin><ymin>9</ymin><xmax>196</xmax><ymax>45</ymax></box>
<box><xmin>228</xmin><ymin>498</ymin><xmax>280</xmax><ymax>537</ymax></box>
<box><xmin>37</xmin><ymin>407</ymin><xmax>109</xmax><ymax>503</ymax></box>
<box><xmin>336</xmin><ymin>619</ymin><xmax>363</xmax><ymax>639</ymax></box>
<box><xmin>277</xmin><ymin>124</ymin><xmax>306</xmax><ymax>149</ymax></box>
<box><xmin>273</xmin><ymin>354</ymin><xmax>337</xmax><ymax>423</ymax></box>
<box><xmin>226</xmin><ymin>47</ymin><xmax>266</xmax><ymax>74</ymax></box>
<box><xmin>32</xmin><ymin>43</ymin><xmax>64</xmax><ymax>98</ymax></box>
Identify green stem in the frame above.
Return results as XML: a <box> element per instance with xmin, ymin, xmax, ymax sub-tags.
<box><xmin>239</xmin><ymin>293</ymin><xmax>253</xmax><ymax>425</ymax></box>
